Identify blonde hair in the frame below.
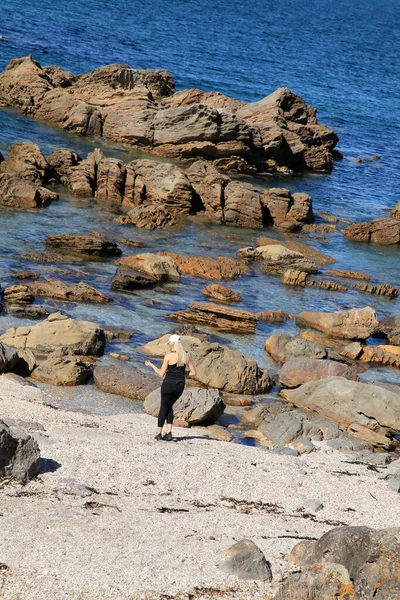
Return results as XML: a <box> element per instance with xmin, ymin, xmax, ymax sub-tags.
<box><xmin>169</xmin><ymin>341</ymin><xmax>187</xmax><ymax>367</ymax></box>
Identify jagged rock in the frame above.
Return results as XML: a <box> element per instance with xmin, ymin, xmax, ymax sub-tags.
<box><xmin>202</xmin><ymin>284</ymin><xmax>242</xmax><ymax>303</ymax></box>
<box><xmin>0</xmin><ymin>418</ymin><xmax>40</xmax><ymax>481</ymax></box>
<box><xmin>67</xmin><ymin>148</ymin><xmax>104</xmax><ymax>196</ymax></box>
<box><xmin>95</xmin><ymin>157</ymin><xmax>126</xmax><ymax>203</ymax></box>
<box><xmin>93</xmin><ymin>365</ymin><xmax>159</xmax><ymax>400</ymax></box>
<box><xmin>31</xmin><ymin>355</ymin><xmax>93</xmax><ymax>386</ymax></box>
<box><xmin>281</xmin><ymin>270</ymin><xmax>346</xmax><ymax>291</ymax></box>
<box><xmin>223</xmin><ymin>180</ymin><xmax>263</xmax><ymax>228</ymax></box>
<box><xmin>144</xmin><ymin>386</ymin><xmax>225</xmax><ymax>425</ymax></box>
<box><xmin>390</xmin><ymin>202</ymin><xmax>400</xmax><ymax>219</ymax></box>
<box><xmin>111</xmin><ymin>268</ymin><xmax>158</xmax><ymax>291</ymax></box>
<box><xmin>143</xmin><ymin>334</ymin><xmax>271</xmax><ymax>395</ymax></box>
<box><xmin>261</xmin><ymin>188</ymin><xmax>313</xmax><ymax>229</ymax></box>
<box><xmin>217</xmin><ymin>539</ymin><xmax>272</xmax><ymax>581</ymax></box>
<box><xmin>340</xmin><ymin>342</ymin><xmax>363</xmax><ymax>360</ymax></box>
<box><xmin>2</xmin><ymin>141</ymin><xmax>49</xmax><ymax>183</ymax></box>
<box><xmin>279</xmin><ymin>357</ymin><xmax>359</xmax><ymax>388</ymax></box>
<box><xmin>45</xmin><ymin>232</ymin><xmax>122</xmax><ymax>256</ymax></box>
<box><xmin>284</xmin><ymin>526</ymin><xmax>400</xmax><ymax>600</ymax></box>
<box><xmin>354</xmin><ymin>282</ymin><xmax>398</xmax><ymax>298</ymax></box>
<box><xmin>359</xmin><ymin>345</ymin><xmax>400</xmax><ymax>368</ymax></box>
<box><xmin>11</xmin><ymin>271</ymin><xmax>40</xmax><ymax>280</ymax></box>
<box><xmin>186</xmin><ymin>160</ymin><xmax>229</xmax><ymax>223</ymax></box>
<box><xmin>158</xmin><ymin>252</ymin><xmax>247</xmax><ymax>280</ymax></box>
<box><xmin>127</xmin><ymin>204</ymin><xmax>176</xmax><ymax>229</ymax></box>
<box><xmin>6</xmin><ymin>304</ymin><xmax>49</xmax><ymax>320</ymax></box>
<box><xmin>260</xmin><ymin>256</ymin><xmax>318</xmax><ymax>275</ymax></box>
<box><xmin>256</xmin><ymin>310</ymin><xmax>295</xmax><ymax>322</ymax></box>
<box><xmin>296</xmin><ymin>306</ymin><xmax>378</xmax><ymax>340</ymax></box>
<box><xmin>326</xmin><ymin>269</ymin><xmax>371</xmax><ymax>281</ymax></box>
<box><xmin>344</xmin><ymin>218</ymin><xmax>400</xmax><ymax>245</ymax></box>
<box><xmin>167</xmin><ymin>301</ymin><xmax>257</xmax><ymax>333</ymax></box>
<box><xmin>0</xmin><ymin>342</ymin><xmax>19</xmax><ymax>373</ymax></box>
<box><xmin>47</xmin><ymin>148</ymin><xmax>81</xmax><ymax>183</ymax></box>
<box><xmin>116</xmin><ymin>253</ymin><xmax>180</xmax><ymax>282</ymax></box>
<box><xmin>29</xmin><ymin>278</ymin><xmax>112</xmax><ymax>303</ymax></box>
<box><xmin>373</xmin><ymin>316</ymin><xmax>400</xmax><ymax>345</ymax></box>
<box><xmin>0</xmin><ymin>312</ymin><xmax>106</xmax><ymax>356</ymax></box>
<box><xmin>3</xmin><ymin>285</ymin><xmax>34</xmax><ymax>304</ymax></box>
<box><xmin>0</xmin><ymin>173</ymin><xmax>58</xmax><ymax>208</ymax></box>
<box><xmin>281</xmin><ymin>377</ymin><xmax>400</xmax><ymax>448</ymax></box>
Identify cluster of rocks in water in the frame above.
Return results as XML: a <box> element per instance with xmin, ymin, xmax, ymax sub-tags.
<box><xmin>0</xmin><ymin>55</ymin><xmax>340</xmax><ymax>175</ymax></box>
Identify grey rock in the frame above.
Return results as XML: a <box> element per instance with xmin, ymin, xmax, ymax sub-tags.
<box><xmin>93</xmin><ymin>365</ymin><xmax>159</xmax><ymax>401</ymax></box>
<box><xmin>259</xmin><ymin>411</ymin><xmax>304</xmax><ymax>447</ymax></box>
<box><xmin>0</xmin><ymin>419</ymin><xmax>40</xmax><ymax>480</ymax></box>
<box><xmin>270</xmin><ymin>447</ymin><xmax>300</xmax><ymax>456</ymax></box>
<box><xmin>217</xmin><ymin>539</ymin><xmax>272</xmax><ymax>581</ymax></box>
<box><xmin>144</xmin><ymin>387</ymin><xmax>225</xmax><ymax>425</ymax></box>
<box><xmin>300</xmin><ymin>499</ymin><xmax>324</xmax><ymax>513</ymax></box>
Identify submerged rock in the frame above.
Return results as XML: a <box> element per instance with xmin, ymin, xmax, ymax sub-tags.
<box><xmin>29</xmin><ymin>278</ymin><xmax>112</xmax><ymax>303</ymax></box>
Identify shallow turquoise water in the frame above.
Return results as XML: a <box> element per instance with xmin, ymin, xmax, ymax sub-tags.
<box><xmin>0</xmin><ymin>0</ymin><xmax>400</xmax><ymax>412</ymax></box>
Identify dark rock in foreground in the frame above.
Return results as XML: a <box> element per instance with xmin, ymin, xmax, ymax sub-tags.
<box><xmin>144</xmin><ymin>386</ymin><xmax>225</xmax><ymax>425</ymax></box>
<box><xmin>0</xmin><ymin>419</ymin><xmax>40</xmax><ymax>481</ymax></box>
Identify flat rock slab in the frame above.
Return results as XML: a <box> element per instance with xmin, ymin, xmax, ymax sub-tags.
<box><xmin>296</xmin><ymin>306</ymin><xmax>378</xmax><ymax>340</ymax></box>
<box><xmin>93</xmin><ymin>365</ymin><xmax>159</xmax><ymax>401</ymax></box>
<box><xmin>158</xmin><ymin>251</ymin><xmax>247</xmax><ymax>280</ymax></box>
<box><xmin>279</xmin><ymin>358</ymin><xmax>359</xmax><ymax>388</ymax></box>
<box><xmin>45</xmin><ymin>232</ymin><xmax>122</xmax><ymax>256</ymax></box>
<box><xmin>167</xmin><ymin>301</ymin><xmax>257</xmax><ymax>333</ymax></box>
<box><xmin>144</xmin><ymin>386</ymin><xmax>225</xmax><ymax>425</ymax></box>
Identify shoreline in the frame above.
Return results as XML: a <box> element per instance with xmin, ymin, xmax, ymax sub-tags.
<box><xmin>0</xmin><ymin>376</ymin><xmax>398</xmax><ymax>600</ymax></box>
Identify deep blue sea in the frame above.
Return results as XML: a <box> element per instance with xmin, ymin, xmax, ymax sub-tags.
<box><xmin>0</xmin><ymin>0</ymin><xmax>400</xmax><ymax>411</ymax></box>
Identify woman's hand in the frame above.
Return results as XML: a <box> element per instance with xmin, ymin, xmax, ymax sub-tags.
<box><xmin>145</xmin><ymin>360</ymin><xmax>153</xmax><ymax>368</ymax></box>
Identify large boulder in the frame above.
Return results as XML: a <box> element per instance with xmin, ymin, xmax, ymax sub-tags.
<box><xmin>142</xmin><ymin>334</ymin><xmax>271</xmax><ymax>395</ymax></box>
<box><xmin>373</xmin><ymin>315</ymin><xmax>400</xmax><ymax>345</ymax></box>
<box><xmin>279</xmin><ymin>357</ymin><xmax>359</xmax><ymax>388</ymax></box>
<box><xmin>158</xmin><ymin>252</ymin><xmax>247</xmax><ymax>280</ymax></box>
<box><xmin>186</xmin><ymin>160</ymin><xmax>230</xmax><ymax>223</ymax></box>
<box><xmin>2</xmin><ymin>142</ymin><xmax>49</xmax><ymax>183</ymax></box>
<box><xmin>116</xmin><ymin>253</ymin><xmax>180</xmax><ymax>282</ymax></box>
<box><xmin>93</xmin><ymin>365</ymin><xmax>159</xmax><ymax>400</ymax></box>
<box><xmin>296</xmin><ymin>306</ymin><xmax>378</xmax><ymax>340</ymax></box>
<box><xmin>95</xmin><ymin>157</ymin><xmax>126</xmax><ymax>203</ymax></box>
<box><xmin>260</xmin><ymin>188</ymin><xmax>314</xmax><ymax>229</ymax></box>
<box><xmin>45</xmin><ymin>232</ymin><xmax>122</xmax><ymax>257</ymax></box>
<box><xmin>0</xmin><ymin>173</ymin><xmax>58</xmax><ymax>208</ymax></box>
<box><xmin>265</xmin><ymin>333</ymin><xmax>331</xmax><ymax>362</ymax></box>
<box><xmin>111</xmin><ymin>268</ymin><xmax>158</xmax><ymax>291</ymax></box>
<box><xmin>223</xmin><ymin>180</ymin><xmax>263</xmax><ymax>228</ymax></box>
<box><xmin>144</xmin><ymin>386</ymin><xmax>225</xmax><ymax>425</ymax></box>
<box><xmin>281</xmin><ymin>377</ymin><xmax>400</xmax><ymax>448</ymax></box>
<box><xmin>0</xmin><ymin>342</ymin><xmax>19</xmax><ymax>373</ymax></box>
<box><xmin>344</xmin><ymin>218</ymin><xmax>400</xmax><ymax>245</ymax></box>
<box><xmin>280</xmin><ymin>526</ymin><xmax>400</xmax><ymax>600</ymax></box>
<box><xmin>0</xmin><ymin>312</ymin><xmax>106</xmax><ymax>356</ymax></box>
<box><xmin>30</xmin><ymin>355</ymin><xmax>94</xmax><ymax>386</ymax></box>
<box><xmin>47</xmin><ymin>148</ymin><xmax>81</xmax><ymax>184</ymax></box>
<box><xmin>0</xmin><ymin>419</ymin><xmax>40</xmax><ymax>481</ymax></box>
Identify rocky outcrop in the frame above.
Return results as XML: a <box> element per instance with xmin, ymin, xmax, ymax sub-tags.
<box><xmin>261</xmin><ymin>188</ymin><xmax>314</xmax><ymax>230</ymax></box>
<box><xmin>282</xmin><ymin>377</ymin><xmax>400</xmax><ymax>449</ymax></box>
<box><xmin>143</xmin><ymin>334</ymin><xmax>271</xmax><ymax>395</ymax></box>
<box><xmin>0</xmin><ymin>418</ymin><xmax>40</xmax><ymax>481</ymax></box>
<box><xmin>0</xmin><ymin>56</ymin><xmax>338</xmax><ymax>174</ymax></box>
<box><xmin>127</xmin><ymin>204</ymin><xmax>176</xmax><ymax>229</ymax></box>
<box><xmin>3</xmin><ymin>285</ymin><xmax>35</xmax><ymax>304</ymax></box>
<box><xmin>281</xmin><ymin>269</ymin><xmax>347</xmax><ymax>291</ymax></box>
<box><xmin>144</xmin><ymin>387</ymin><xmax>225</xmax><ymax>425</ymax></box>
<box><xmin>47</xmin><ymin>148</ymin><xmax>81</xmax><ymax>184</ymax></box>
<box><xmin>29</xmin><ymin>278</ymin><xmax>112</xmax><ymax>303</ymax></box>
<box><xmin>373</xmin><ymin>316</ymin><xmax>400</xmax><ymax>345</ymax></box>
<box><xmin>0</xmin><ymin>173</ymin><xmax>58</xmax><ymax>208</ymax></box>
<box><xmin>296</xmin><ymin>306</ymin><xmax>378</xmax><ymax>340</ymax></box>
<box><xmin>111</xmin><ymin>268</ymin><xmax>158</xmax><ymax>291</ymax></box>
<box><xmin>45</xmin><ymin>232</ymin><xmax>122</xmax><ymax>257</ymax></box>
<box><xmin>116</xmin><ymin>253</ymin><xmax>180</xmax><ymax>282</ymax></box>
<box><xmin>278</xmin><ymin>526</ymin><xmax>400</xmax><ymax>600</ymax></box>
<box><xmin>93</xmin><ymin>365</ymin><xmax>159</xmax><ymax>400</ymax></box>
<box><xmin>0</xmin><ymin>312</ymin><xmax>106</xmax><ymax>356</ymax></box>
<box><xmin>1</xmin><ymin>142</ymin><xmax>49</xmax><ymax>183</ymax></box>
<box><xmin>282</xmin><ymin>239</ymin><xmax>335</xmax><ymax>265</ymax></box>
<box><xmin>31</xmin><ymin>354</ymin><xmax>93</xmax><ymax>386</ymax></box>
<box><xmin>326</xmin><ymin>269</ymin><xmax>371</xmax><ymax>281</ymax></box>
<box><xmin>390</xmin><ymin>202</ymin><xmax>400</xmax><ymax>219</ymax></box>
<box><xmin>167</xmin><ymin>302</ymin><xmax>257</xmax><ymax>333</ymax></box>
<box><xmin>279</xmin><ymin>357</ymin><xmax>359</xmax><ymax>388</ymax></box>
<box><xmin>354</xmin><ymin>282</ymin><xmax>398</xmax><ymax>298</ymax></box>
<box><xmin>257</xmin><ymin>310</ymin><xmax>294</xmax><ymax>322</ymax></box>
<box><xmin>264</xmin><ymin>333</ymin><xmax>339</xmax><ymax>363</ymax></box>
<box><xmin>202</xmin><ymin>284</ymin><xmax>242</xmax><ymax>303</ymax></box>
<box><xmin>344</xmin><ymin>218</ymin><xmax>400</xmax><ymax>244</ymax></box>
<box><xmin>158</xmin><ymin>252</ymin><xmax>247</xmax><ymax>280</ymax></box>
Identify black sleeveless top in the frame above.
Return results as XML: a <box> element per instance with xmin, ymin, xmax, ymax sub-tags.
<box><xmin>164</xmin><ymin>363</ymin><xmax>186</xmax><ymax>384</ymax></box>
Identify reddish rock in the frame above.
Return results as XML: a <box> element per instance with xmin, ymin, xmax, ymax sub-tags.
<box><xmin>344</xmin><ymin>219</ymin><xmax>400</xmax><ymax>245</ymax></box>
<box><xmin>3</xmin><ymin>142</ymin><xmax>49</xmax><ymax>183</ymax></box>
<box><xmin>354</xmin><ymin>282</ymin><xmax>398</xmax><ymax>298</ymax></box>
<box><xmin>158</xmin><ymin>252</ymin><xmax>247</xmax><ymax>280</ymax></box>
<box><xmin>296</xmin><ymin>307</ymin><xmax>378</xmax><ymax>340</ymax></box>
<box><xmin>223</xmin><ymin>180</ymin><xmax>263</xmax><ymax>229</ymax></box>
<box><xmin>45</xmin><ymin>232</ymin><xmax>122</xmax><ymax>257</ymax></box>
<box><xmin>67</xmin><ymin>148</ymin><xmax>104</xmax><ymax>196</ymax></box>
<box><xmin>0</xmin><ymin>173</ymin><xmax>58</xmax><ymax>208</ymax></box>
<box><xmin>127</xmin><ymin>204</ymin><xmax>176</xmax><ymax>229</ymax></box>
<box><xmin>202</xmin><ymin>284</ymin><xmax>242</xmax><ymax>303</ymax></box>
<box><xmin>95</xmin><ymin>157</ymin><xmax>126</xmax><ymax>203</ymax></box>
<box><xmin>29</xmin><ymin>278</ymin><xmax>112</xmax><ymax>303</ymax></box>
<box><xmin>47</xmin><ymin>148</ymin><xmax>81</xmax><ymax>183</ymax></box>
<box><xmin>279</xmin><ymin>357</ymin><xmax>359</xmax><ymax>388</ymax></box>
<box><xmin>186</xmin><ymin>160</ymin><xmax>230</xmax><ymax>223</ymax></box>
<box><xmin>167</xmin><ymin>302</ymin><xmax>257</xmax><ymax>333</ymax></box>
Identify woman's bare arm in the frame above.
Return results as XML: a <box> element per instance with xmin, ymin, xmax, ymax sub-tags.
<box><xmin>145</xmin><ymin>355</ymin><xmax>169</xmax><ymax>377</ymax></box>
<box><xmin>187</xmin><ymin>356</ymin><xmax>196</xmax><ymax>377</ymax></box>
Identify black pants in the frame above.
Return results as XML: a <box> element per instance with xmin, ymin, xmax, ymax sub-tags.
<box><xmin>158</xmin><ymin>380</ymin><xmax>185</xmax><ymax>427</ymax></box>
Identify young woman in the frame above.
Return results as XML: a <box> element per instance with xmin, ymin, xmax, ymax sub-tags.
<box><xmin>145</xmin><ymin>334</ymin><xmax>196</xmax><ymax>441</ymax></box>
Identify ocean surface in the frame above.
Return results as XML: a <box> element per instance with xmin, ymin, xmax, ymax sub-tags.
<box><xmin>0</xmin><ymin>0</ymin><xmax>400</xmax><ymax>415</ymax></box>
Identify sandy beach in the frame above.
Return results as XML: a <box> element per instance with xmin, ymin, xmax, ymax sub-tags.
<box><xmin>0</xmin><ymin>377</ymin><xmax>398</xmax><ymax>600</ymax></box>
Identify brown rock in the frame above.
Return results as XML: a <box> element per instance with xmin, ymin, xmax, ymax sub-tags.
<box><xmin>279</xmin><ymin>357</ymin><xmax>359</xmax><ymax>388</ymax></box>
<box><xmin>223</xmin><ymin>180</ymin><xmax>263</xmax><ymax>228</ymax></box>
<box><xmin>301</xmin><ymin>223</ymin><xmax>336</xmax><ymax>234</ymax></box>
<box><xmin>29</xmin><ymin>278</ymin><xmax>112</xmax><ymax>303</ymax></box>
<box><xmin>127</xmin><ymin>204</ymin><xmax>176</xmax><ymax>229</ymax></box>
<box><xmin>3</xmin><ymin>142</ymin><xmax>49</xmax><ymax>183</ymax></box>
<box><xmin>256</xmin><ymin>236</ymin><xmax>280</xmax><ymax>246</ymax></box>
<box><xmin>116</xmin><ymin>253</ymin><xmax>180</xmax><ymax>282</ymax></box>
<box><xmin>93</xmin><ymin>365</ymin><xmax>159</xmax><ymax>400</ymax></box>
<box><xmin>326</xmin><ymin>269</ymin><xmax>371</xmax><ymax>281</ymax></box>
<box><xmin>117</xmin><ymin>237</ymin><xmax>146</xmax><ymax>248</ymax></box>
<box><xmin>31</xmin><ymin>355</ymin><xmax>93</xmax><ymax>386</ymax></box>
<box><xmin>283</xmin><ymin>240</ymin><xmax>335</xmax><ymax>265</ymax></box>
<box><xmin>47</xmin><ymin>148</ymin><xmax>81</xmax><ymax>183</ymax></box>
<box><xmin>265</xmin><ymin>333</ymin><xmax>330</xmax><ymax>363</ymax></box>
<box><xmin>95</xmin><ymin>157</ymin><xmax>126</xmax><ymax>203</ymax></box>
<box><xmin>359</xmin><ymin>345</ymin><xmax>400</xmax><ymax>368</ymax></box>
<box><xmin>222</xmin><ymin>394</ymin><xmax>253</xmax><ymax>407</ymax></box>
<box><xmin>373</xmin><ymin>316</ymin><xmax>400</xmax><ymax>345</ymax></box>
<box><xmin>354</xmin><ymin>282</ymin><xmax>398</xmax><ymax>298</ymax></box>
<box><xmin>111</xmin><ymin>268</ymin><xmax>158</xmax><ymax>291</ymax></box>
<box><xmin>202</xmin><ymin>284</ymin><xmax>242</xmax><ymax>303</ymax></box>
<box><xmin>0</xmin><ymin>173</ymin><xmax>58</xmax><ymax>208</ymax></box>
<box><xmin>167</xmin><ymin>301</ymin><xmax>257</xmax><ymax>333</ymax></box>
<box><xmin>67</xmin><ymin>148</ymin><xmax>104</xmax><ymax>196</ymax></box>
<box><xmin>6</xmin><ymin>305</ymin><xmax>49</xmax><ymax>320</ymax></box>
<box><xmin>344</xmin><ymin>219</ymin><xmax>400</xmax><ymax>245</ymax></box>
<box><xmin>296</xmin><ymin>307</ymin><xmax>378</xmax><ymax>340</ymax></box>
<box><xmin>12</xmin><ymin>271</ymin><xmax>40</xmax><ymax>280</ymax></box>
<box><xmin>45</xmin><ymin>232</ymin><xmax>122</xmax><ymax>256</ymax></box>
<box><xmin>281</xmin><ymin>269</ymin><xmax>308</xmax><ymax>286</ymax></box>
<box><xmin>3</xmin><ymin>285</ymin><xmax>34</xmax><ymax>304</ymax></box>
<box><xmin>390</xmin><ymin>202</ymin><xmax>400</xmax><ymax>219</ymax></box>
<box><xmin>186</xmin><ymin>160</ymin><xmax>229</xmax><ymax>223</ymax></box>
<box><xmin>256</xmin><ymin>310</ymin><xmax>295</xmax><ymax>322</ymax></box>
<box><xmin>158</xmin><ymin>252</ymin><xmax>247</xmax><ymax>280</ymax></box>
